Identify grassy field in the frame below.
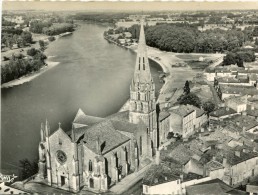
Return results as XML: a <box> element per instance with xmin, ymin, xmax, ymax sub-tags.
<box><xmin>187</xmin><ymin>60</ymin><xmax>211</xmax><ymax>70</ymax></box>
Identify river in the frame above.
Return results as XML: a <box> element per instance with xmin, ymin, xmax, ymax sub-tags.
<box><xmin>1</xmin><ymin>22</ymin><xmax>162</xmax><ymax>176</ymax></box>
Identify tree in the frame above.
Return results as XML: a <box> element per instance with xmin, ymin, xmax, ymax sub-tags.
<box><xmin>178</xmin><ymin>93</ymin><xmax>201</xmax><ymax>108</ymax></box>
<box><xmin>21</xmin><ymin>31</ymin><xmax>33</xmax><ymax>45</ymax></box>
<box><xmin>184</xmin><ymin>80</ymin><xmax>191</xmax><ymax>94</ymax></box>
<box><xmin>48</xmin><ymin>36</ymin><xmax>55</xmax><ymax>42</ymax></box>
<box><xmin>39</xmin><ymin>40</ymin><xmax>46</xmax><ymax>51</ymax></box>
<box><xmin>167</xmin><ymin>132</ymin><xmax>174</xmax><ymax>139</ymax></box>
<box><xmin>27</xmin><ymin>48</ymin><xmax>38</xmax><ymax>56</ymax></box>
<box><xmin>202</xmin><ymin>101</ymin><xmax>215</xmax><ymax>114</ymax></box>
<box><xmin>19</xmin><ymin>159</ymin><xmax>38</xmax><ymax>180</ymax></box>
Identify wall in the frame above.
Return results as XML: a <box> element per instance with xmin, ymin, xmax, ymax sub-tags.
<box><xmin>143</xmin><ymin>180</ymin><xmax>181</xmax><ymax>195</ymax></box>
<box><xmin>48</xmin><ymin>128</ymin><xmax>80</xmax><ymax>191</ymax></box>
<box><xmin>182</xmin><ymin>111</ymin><xmax>196</xmax><ymax>138</ymax></box>
<box><xmin>184</xmin><ymin>159</ymin><xmax>203</xmax><ymax>176</ymax></box>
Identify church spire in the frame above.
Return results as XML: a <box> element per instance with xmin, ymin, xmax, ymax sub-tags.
<box><xmin>133</xmin><ymin>18</ymin><xmax>152</xmax><ymax>83</ymax></box>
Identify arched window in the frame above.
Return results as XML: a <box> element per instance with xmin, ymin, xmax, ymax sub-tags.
<box><xmin>89</xmin><ymin>160</ymin><xmax>93</xmax><ymax>172</ymax></box>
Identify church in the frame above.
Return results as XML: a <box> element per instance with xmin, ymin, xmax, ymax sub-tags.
<box><xmin>37</xmin><ymin>19</ymin><xmax>170</xmax><ymax>193</ymax></box>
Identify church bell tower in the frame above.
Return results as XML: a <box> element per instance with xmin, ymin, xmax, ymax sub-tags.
<box><xmin>129</xmin><ymin>18</ymin><xmax>157</xmax><ymax>149</ymax></box>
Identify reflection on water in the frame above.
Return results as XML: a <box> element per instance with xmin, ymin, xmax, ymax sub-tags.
<box><xmin>1</xmin><ymin>22</ymin><xmax>162</xmax><ymax>175</ymax></box>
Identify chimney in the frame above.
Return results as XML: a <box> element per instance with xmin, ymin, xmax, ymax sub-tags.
<box><xmin>223</xmin><ymin>158</ymin><xmax>228</xmax><ymax>167</ymax></box>
<box><xmin>180</xmin><ymin>174</ymin><xmax>184</xmax><ymax>182</ymax></box>
<box><xmin>235</xmin><ymin>151</ymin><xmax>241</xmax><ymax>157</ymax></box>
<box><xmin>154</xmin><ymin>178</ymin><xmax>158</xmax><ymax>184</ymax></box>
<box><xmin>242</xmin><ymin>111</ymin><xmax>247</xmax><ymax>116</ymax></box>
<box><xmin>242</xmin><ymin>126</ymin><xmax>246</xmax><ymax>134</ymax></box>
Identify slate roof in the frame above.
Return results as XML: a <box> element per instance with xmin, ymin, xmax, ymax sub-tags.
<box><xmin>210</xmin><ymin>107</ymin><xmax>237</xmax><ymax>118</ymax></box>
<box><xmin>73</xmin><ymin>108</ymin><xmax>104</xmax><ymax>126</ymax></box>
<box><xmin>106</xmin><ymin>110</ymin><xmax>129</xmax><ymax>121</ymax></box>
<box><xmin>159</xmin><ymin>111</ymin><xmax>170</xmax><ymax>121</ymax></box>
<box><xmin>82</xmin><ymin>120</ymin><xmax>130</xmax><ymax>154</ymax></box>
<box><xmin>110</xmin><ymin>119</ymin><xmax>140</xmax><ymax>133</ymax></box>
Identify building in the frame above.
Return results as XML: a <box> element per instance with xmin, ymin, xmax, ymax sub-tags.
<box><xmin>185</xmin><ymin>179</ymin><xmax>247</xmax><ymax>195</ymax></box>
<box><xmin>224</xmin><ymin>95</ymin><xmax>247</xmax><ymax>113</ymax></box>
<box><xmin>36</xmin><ymin>19</ymin><xmax>169</xmax><ymax>193</ymax></box>
<box><xmin>216</xmin><ymin>84</ymin><xmax>258</xmax><ymax>100</ymax></box>
<box><xmin>169</xmin><ymin>105</ymin><xmax>207</xmax><ymax>138</ymax></box>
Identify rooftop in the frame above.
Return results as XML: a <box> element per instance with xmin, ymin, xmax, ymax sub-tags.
<box><xmin>159</xmin><ymin>111</ymin><xmax>170</xmax><ymax>121</ymax></box>
<box><xmin>73</xmin><ymin>108</ymin><xmax>104</xmax><ymax>126</ymax></box>
<box><xmin>223</xmin><ymin>115</ymin><xmax>258</xmax><ymax>132</ymax></box>
<box><xmin>169</xmin><ymin>144</ymin><xmax>193</xmax><ymax>165</ymax></box>
<box><xmin>82</xmin><ymin>120</ymin><xmax>130</xmax><ymax>154</ymax></box>
<box><xmin>142</xmin><ymin>163</ymin><xmax>180</xmax><ymax>186</ymax></box>
<box><xmin>210</xmin><ymin>107</ymin><xmax>237</xmax><ymax>118</ymax></box>
<box><xmin>216</xmin><ymin>76</ymin><xmax>249</xmax><ymax>84</ymax></box>
<box><xmin>219</xmin><ymin>84</ymin><xmax>258</xmax><ymax>96</ymax></box>
<box><xmin>186</xmin><ymin>179</ymin><xmax>247</xmax><ymax>195</ymax></box>
<box><xmin>169</xmin><ymin>104</ymin><xmax>196</xmax><ymax>118</ymax></box>
<box><xmin>224</xmin><ymin>95</ymin><xmax>247</xmax><ymax>105</ymax></box>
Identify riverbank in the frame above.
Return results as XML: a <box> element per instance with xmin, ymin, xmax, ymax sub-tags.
<box><xmin>1</xmin><ymin>59</ymin><xmax>60</xmax><ymax>88</ymax></box>
<box><xmin>108</xmin><ymin>37</ymin><xmax>224</xmax><ymax>111</ymax></box>
<box><xmin>1</xmin><ymin>32</ymin><xmax>73</xmax><ymax>88</ymax></box>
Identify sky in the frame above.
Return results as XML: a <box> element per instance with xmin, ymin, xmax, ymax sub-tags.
<box><xmin>2</xmin><ymin>1</ymin><xmax>258</xmax><ymax>12</ymax></box>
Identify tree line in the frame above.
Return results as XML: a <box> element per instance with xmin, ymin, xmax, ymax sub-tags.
<box><xmin>29</xmin><ymin>20</ymin><xmax>74</xmax><ymax>36</ymax></box>
<box><xmin>2</xmin><ymin>27</ymin><xmax>33</xmax><ymax>49</ymax></box>
<box><xmin>111</xmin><ymin>23</ymin><xmax>255</xmax><ymax>53</ymax></box>
<box><xmin>223</xmin><ymin>48</ymin><xmax>255</xmax><ymax>67</ymax></box>
<box><xmin>1</xmin><ymin>48</ymin><xmax>47</xmax><ymax>84</ymax></box>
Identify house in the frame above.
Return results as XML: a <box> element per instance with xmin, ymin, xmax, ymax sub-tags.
<box><xmin>216</xmin><ymin>84</ymin><xmax>258</xmax><ymax>100</ymax></box>
<box><xmin>169</xmin><ymin>105</ymin><xmax>196</xmax><ymax>138</ymax></box>
<box><xmin>158</xmin><ymin>111</ymin><xmax>171</xmax><ymax>145</ymax></box>
<box><xmin>186</xmin><ymin>178</ymin><xmax>247</xmax><ymax>195</ymax></box>
<box><xmin>246</xmin><ymin>176</ymin><xmax>258</xmax><ymax>195</ymax></box>
<box><xmin>142</xmin><ymin>161</ymin><xmax>212</xmax><ymax>195</ymax></box>
<box><xmin>209</xmin><ymin>107</ymin><xmax>239</xmax><ymax>121</ymax></box>
<box><xmin>224</xmin><ymin>95</ymin><xmax>247</xmax><ymax>113</ymax></box>
<box><xmin>169</xmin><ymin>105</ymin><xmax>207</xmax><ymax>138</ymax></box>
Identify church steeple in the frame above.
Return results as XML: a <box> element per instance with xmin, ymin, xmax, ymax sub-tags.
<box><xmin>129</xmin><ymin>17</ymin><xmax>157</xmax><ymax>144</ymax></box>
<box><xmin>133</xmin><ymin>19</ymin><xmax>152</xmax><ymax>83</ymax></box>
